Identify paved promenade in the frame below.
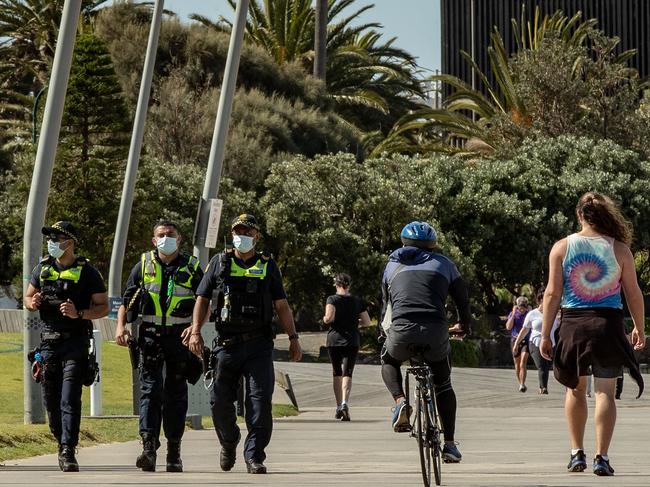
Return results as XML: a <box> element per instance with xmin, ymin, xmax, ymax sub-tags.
<box><xmin>2</xmin><ymin>364</ymin><xmax>650</xmax><ymax>486</ymax></box>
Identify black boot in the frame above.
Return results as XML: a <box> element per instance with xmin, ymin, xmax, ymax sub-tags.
<box><xmin>58</xmin><ymin>445</ymin><xmax>79</xmax><ymax>472</ymax></box>
<box><xmin>166</xmin><ymin>439</ymin><xmax>183</xmax><ymax>472</ymax></box>
<box><xmin>136</xmin><ymin>433</ymin><xmax>157</xmax><ymax>472</ymax></box>
<box><xmin>220</xmin><ymin>446</ymin><xmax>236</xmax><ymax>471</ymax></box>
<box><xmin>57</xmin><ymin>444</ymin><xmax>63</xmax><ymax>471</ymax></box>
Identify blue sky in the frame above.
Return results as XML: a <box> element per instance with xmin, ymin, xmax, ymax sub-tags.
<box><xmin>133</xmin><ymin>0</ymin><xmax>441</xmax><ymax>73</ymax></box>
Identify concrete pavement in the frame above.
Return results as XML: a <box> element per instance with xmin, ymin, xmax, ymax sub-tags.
<box><xmin>2</xmin><ymin>364</ymin><xmax>650</xmax><ymax>486</ymax></box>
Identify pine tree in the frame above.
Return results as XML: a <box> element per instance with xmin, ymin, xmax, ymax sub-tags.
<box><xmin>47</xmin><ymin>32</ymin><xmax>130</xmax><ymax>273</ymax></box>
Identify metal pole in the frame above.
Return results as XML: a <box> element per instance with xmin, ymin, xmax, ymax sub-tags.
<box><xmin>22</xmin><ymin>0</ymin><xmax>82</xmax><ymax>425</ymax></box>
<box><xmin>108</xmin><ymin>0</ymin><xmax>164</xmax><ymax>311</ymax></box>
<box><xmin>470</xmin><ymin>0</ymin><xmax>477</xmax><ymax>122</ymax></box>
<box><xmin>32</xmin><ymin>86</ymin><xmax>48</xmax><ymax>144</ymax></box>
<box><xmin>131</xmin><ymin>322</ymin><xmax>140</xmax><ymax>415</ymax></box>
<box><xmin>469</xmin><ymin>0</ymin><xmax>475</xmax><ymax>90</ymax></box>
<box><xmin>313</xmin><ymin>0</ymin><xmax>327</xmax><ymax>81</ymax></box>
<box><xmin>193</xmin><ymin>0</ymin><xmax>249</xmax><ymax>265</ymax></box>
<box><xmin>90</xmin><ymin>329</ymin><xmax>102</xmax><ymax>416</ymax></box>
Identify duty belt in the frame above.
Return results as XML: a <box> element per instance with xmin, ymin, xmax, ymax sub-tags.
<box><xmin>217</xmin><ymin>330</ymin><xmax>269</xmax><ymax>348</ymax></box>
<box><xmin>40</xmin><ymin>330</ymin><xmax>84</xmax><ymax>342</ymax></box>
<box><xmin>140</xmin><ymin>315</ymin><xmax>192</xmax><ymax>326</ymax></box>
<box><xmin>140</xmin><ymin>322</ymin><xmax>190</xmax><ymax>337</ymax></box>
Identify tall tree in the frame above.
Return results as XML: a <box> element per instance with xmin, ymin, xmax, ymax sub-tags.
<box><xmin>42</xmin><ymin>33</ymin><xmax>129</xmax><ymax>273</ymax></box>
<box><xmin>191</xmin><ymin>0</ymin><xmax>424</xmax><ymax>135</ymax></box>
<box><xmin>0</xmin><ymin>0</ymin><xmax>110</xmax><ymax>152</ymax></box>
<box><xmin>313</xmin><ymin>0</ymin><xmax>327</xmax><ymax>80</ymax></box>
<box><xmin>373</xmin><ymin>8</ymin><xmax>650</xmax><ymax>158</ymax></box>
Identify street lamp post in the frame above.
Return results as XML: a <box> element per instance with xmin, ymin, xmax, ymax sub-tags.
<box><xmin>108</xmin><ymin>0</ymin><xmax>164</xmax><ymax>310</ymax></box>
<box><xmin>32</xmin><ymin>86</ymin><xmax>48</xmax><ymax>144</ymax></box>
<box><xmin>193</xmin><ymin>0</ymin><xmax>249</xmax><ymax>264</ymax></box>
<box><xmin>107</xmin><ymin>0</ymin><xmax>165</xmax><ymax>415</ymax></box>
<box><xmin>22</xmin><ymin>0</ymin><xmax>82</xmax><ymax>424</ymax></box>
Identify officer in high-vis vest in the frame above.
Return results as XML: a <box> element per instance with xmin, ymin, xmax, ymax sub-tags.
<box><xmin>115</xmin><ymin>220</ymin><xmax>204</xmax><ymax>473</ymax></box>
<box><xmin>186</xmin><ymin>214</ymin><xmax>302</xmax><ymax>475</ymax></box>
<box><xmin>24</xmin><ymin>221</ymin><xmax>109</xmax><ymax>472</ymax></box>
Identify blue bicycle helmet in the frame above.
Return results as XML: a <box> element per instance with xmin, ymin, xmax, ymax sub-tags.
<box><xmin>400</xmin><ymin>221</ymin><xmax>437</xmax><ymax>242</ymax></box>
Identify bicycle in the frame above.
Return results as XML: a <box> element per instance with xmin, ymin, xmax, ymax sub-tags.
<box><xmin>404</xmin><ymin>362</ymin><xmax>443</xmax><ymax>486</ymax></box>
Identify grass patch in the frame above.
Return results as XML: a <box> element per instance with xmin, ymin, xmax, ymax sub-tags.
<box><xmin>0</xmin><ymin>419</ymin><xmax>139</xmax><ymax>462</ymax></box>
<box><xmin>0</xmin><ymin>332</ymin><xmax>298</xmax><ymax>462</ymax></box>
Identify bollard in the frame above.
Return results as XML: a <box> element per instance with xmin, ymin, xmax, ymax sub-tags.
<box><xmin>90</xmin><ymin>329</ymin><xmax>102</xmax><ymax>416</ymax></box>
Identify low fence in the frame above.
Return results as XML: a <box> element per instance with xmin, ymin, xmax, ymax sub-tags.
<box><xmin>0</xmin><ymin>309</ymin><xmax>117</xmax><ymax>339</ymax></box>
<box><xmin>1</xmin><ymin>309</ymin><xmax>299</xmax><ymax>413</ymax></box>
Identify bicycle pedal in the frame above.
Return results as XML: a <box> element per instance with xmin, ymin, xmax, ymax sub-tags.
<box><xmin>442</xmin><ymin>456</ymin><xmax>461</xmax><ymax>464</ymax></box>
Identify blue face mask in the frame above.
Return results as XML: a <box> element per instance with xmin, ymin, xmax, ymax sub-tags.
<box><xmin>47</xmin><ymin>240</ymin><xmax>65</xmax><ymax>259</ymax></box>
<box><xmin>156</xmin><ymin>236</ymin><xmax>178</xmax><ymax>256</ymax></box>
<box><xmin>233</xmin><ymin>235</ymin><xmax>255</xmax><ymax>253</ymax></box>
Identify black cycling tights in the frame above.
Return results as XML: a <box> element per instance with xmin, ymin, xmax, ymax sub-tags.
<box><xmin>381</xmin><ymin>351</ymin><xmax>457</xmax><ymax>441</ymax></box>
<box><xmin>328</xmin><ymin>346</ymin><xmax>359</xmax><ymax>377</ymax></box>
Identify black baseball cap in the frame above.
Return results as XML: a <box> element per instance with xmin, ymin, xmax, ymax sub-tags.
<box><xmin>231</xmin><ymin>214</ymin><xmax>260</xmax><ymax>231</ymax></box>
<box><xmin>41</xmin><ymin>221</ymin><xmax>79</xmax><ymax>243</ymax></box>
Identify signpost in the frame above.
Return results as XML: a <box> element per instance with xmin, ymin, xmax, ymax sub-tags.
<box><xmin>204</xmin><ymin>198</ymin><xmax>224</xmax><ymax>249</ymax></box>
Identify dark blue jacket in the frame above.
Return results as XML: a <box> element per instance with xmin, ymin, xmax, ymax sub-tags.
<box><xmin>380</xmin><ymin>246</ymin><xmax>471</xmax><ymax>333</ymax></box>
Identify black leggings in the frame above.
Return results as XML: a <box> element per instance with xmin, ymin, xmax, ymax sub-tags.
<box><xmin>328</xmin><ymin>346</ymin><xmax>359</xmax><ymax>377</ymax></box>
<box><xmin>381</xmin><ymin>348</ymin><xmax>457</xmax><ymax>441</ymax></box>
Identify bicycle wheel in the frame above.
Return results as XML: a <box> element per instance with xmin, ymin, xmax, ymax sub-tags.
<box><xmin>429</xmin><ymin>397</ymin><xmax>442</xmax><ymax>485</ymax></box>
<box><xmin>416</xmin><ymin>385</ymin><xmax>432</xmax><ymax>487</ymax></box>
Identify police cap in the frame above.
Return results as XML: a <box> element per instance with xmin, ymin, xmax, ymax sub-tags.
<box><xmin>41</xmin><ymin>221</ymin><xmax>79</xmax><ymax>243</ymax></box>
<box><xmin>231</xmin><ymin>214</ymin><xmax>260</xmax><ymax>231</ymax></box>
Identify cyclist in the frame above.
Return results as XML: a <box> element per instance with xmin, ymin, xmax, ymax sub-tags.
<box><xmin>380</xmin><ymin>221</ymin><xmax>472</xmax><ymax>463</ymax></box>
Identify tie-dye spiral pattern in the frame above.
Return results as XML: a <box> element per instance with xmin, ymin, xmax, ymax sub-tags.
<box><xmin>561</xmin><ymin>235</ymin><xmax>622</xmax><ymax>309</ymax></box>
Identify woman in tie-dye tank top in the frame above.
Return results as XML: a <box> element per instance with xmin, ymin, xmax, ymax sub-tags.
<box><xmin>540</xmin><ymin>192</ymin><xmax>645</xmax><ymax>477</ymax></box>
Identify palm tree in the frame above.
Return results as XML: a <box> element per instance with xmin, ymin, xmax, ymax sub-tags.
<box><xmin>371</xmin><ymin>8</ymin><xmax>610</xmax><ymax>157</ymax></box>
<box><xmin>0</xmin><ymin>0</ymin><xmax>109</xmax><ymax>85</ymax></box>
<box><xmin>313</xmin><ymin>0</ymin><xmax>327</xmax><ymax>80</ymax></box>
<box><xmin>190</xmin><ymin>0</ymin><xmax>425</xmax><ymax>135</ymax></box>
<box><xmin>0</xmin><ymin>0</ymin><xmax>109</xmax><ymax>148</ymax></box>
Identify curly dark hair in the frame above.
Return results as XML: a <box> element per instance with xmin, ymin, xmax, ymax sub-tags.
<box><xmin>576</xmin><ymin>192</ymin><xmax>632</xmax><ymax>245</ymax></box>
<box><xmin>334</xmin><ymin>273</ymin><xmax>352</xmax><ymax>288</ymax></box>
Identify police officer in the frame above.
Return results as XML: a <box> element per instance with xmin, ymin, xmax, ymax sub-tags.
<box><xmin>24</xmin><ymin>221</ymin><xmax>109</xmax><ymax>472</ymax></box>
<box><xmin>185</xmin><ymin>214</ymin><xmax>302</xmax><ymax>475</ymax></box>
<box><xmin>115</xmin><ymin>220</ymin><xmax>204</xmax><ymax>473</ymax></box>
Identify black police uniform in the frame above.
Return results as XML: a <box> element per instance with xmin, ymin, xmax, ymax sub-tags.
<box><xmin>29</xmin><ymin>255</ymin><xmax>105</xmax><ymax>450</ymax></box>
<box><xmin>197</xmin><ymin>250</ymin><xmax>286</xmax><ymax>465</ymax></box>
<box><xmin>122</xmin><ymin>251</ymin><xmax>203</xmax><ymax>445</ymax></box>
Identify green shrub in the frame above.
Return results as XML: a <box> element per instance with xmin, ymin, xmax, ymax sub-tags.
<box><xmin>450</xmin><ymin>339</ymin><xmax>481</xmax><ymax>368</ymax></box>
<box><xmin>359</xmin><ymin>326</ymin><xmax>381</xmax><ymax>353</ymax></box>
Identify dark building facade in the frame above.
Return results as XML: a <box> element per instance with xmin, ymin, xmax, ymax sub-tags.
<box><xmin>442</xmin><ymin>0</ymin><xmax>650</xmax><ymax>95</ymax></box>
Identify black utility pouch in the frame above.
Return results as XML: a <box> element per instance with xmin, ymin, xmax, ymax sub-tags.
<box><xmin>83</xmin><ymin>352</ymin><xmax>100</xmax><ymax>386</ymax></box>
<box><xmin>127</xmin><ymin>337</ymin><xmax>140</xmax><ymax>370</ymax></box>
<box><xmin>184</xmin><ymin>351</ymin><xmax>203</xmax><ymax>385</ymax></box>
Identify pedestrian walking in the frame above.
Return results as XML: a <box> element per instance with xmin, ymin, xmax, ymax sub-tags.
<box><xmin>115</xmin><ymin>220</ymin><xmax>204</xmax><ymax>472</ymax></box>
<box><xmin>187</xmin><ymin>214</ymin><xmax>302</xmax><ymax>474</ymax></box>
<box><xmin>512</xmin><ymin>290</ymin><xmax>556</xmax><ymax>394</ymax></box>
<box><xmin>322</xmin><ymin>273</ymin><xmax>371</xmax><ymax>421</ymax></box>
<box><xmin>506</xmin><ymin>296</ymin><xmax>530</xmax><ymax>392</ymax></box>
<box><xmin>24</xmin><ymin>221</ymin><xmax>109</xmax><ymax>472</ymax></box>
<box><xmin>540</xmin><ymin>192</ymin><xmax>645</xmax><ymax>476</ymax></box>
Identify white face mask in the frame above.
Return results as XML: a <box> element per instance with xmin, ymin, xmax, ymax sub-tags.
<box><xmin>156</xmin><ymin>236</ymin><xmax>178</xmax><ymax>255</ymax></box>
<box><xmin>233</xmin><ymin>235</ymin><xmax>255</xmax><ymax>253</ymax></box>
<box><xmin>47</xmin><ymin>240</ymin><xmax>66</xmax><ymax>259</ymax></box>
